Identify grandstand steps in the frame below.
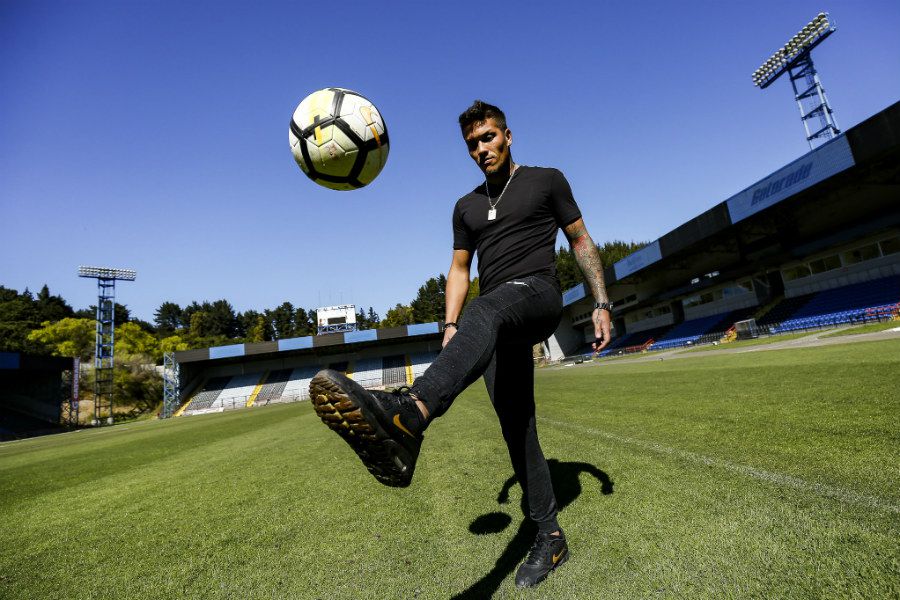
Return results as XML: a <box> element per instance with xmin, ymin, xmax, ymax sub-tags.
<box><xmin>246</xmin><ymin>371</ymin><xmax>269</xmax><ymax>408</ymax></box>
<box><xmin>253</xmin><ymin>369</ymin><xmax>292</xmax><ymax>406</ymax></box>
<box><xmin>753</xmin><ymin>295</ymin><xmax>783</xmax><ymax>322</ymax></box>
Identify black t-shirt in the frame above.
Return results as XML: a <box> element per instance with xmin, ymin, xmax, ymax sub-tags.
<box><xmin>453</xmin><ymin>166</ymin><xmax>582</xmax><ymax>295</ymax></box>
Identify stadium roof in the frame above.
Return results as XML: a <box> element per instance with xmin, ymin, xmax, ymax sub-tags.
<box><xmin>563</xmin><ymin>100</ymin><xmax>900</xmax><ymax>307</ymax></box>
<box><xmin>175</xmin><ymin>322</ymin><xmax>442</xmax><ymax>364</ymax></box>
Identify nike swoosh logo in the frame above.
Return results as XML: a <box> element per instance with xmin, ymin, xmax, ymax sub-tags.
<box><xmin>393</xmin><ymin>414</ymin><xmax>415</xmax><ymax>437</ymax></box>
<box><xmin>552</xmin><ymin>549</ymin><xmax>566</xmax><ymax>564</ymax></box>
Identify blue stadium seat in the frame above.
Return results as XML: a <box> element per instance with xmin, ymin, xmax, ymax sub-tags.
<box><xmin>766</xmin><ymin>275</ymin><xmax>900</xmax><ymax>332</ymax></box>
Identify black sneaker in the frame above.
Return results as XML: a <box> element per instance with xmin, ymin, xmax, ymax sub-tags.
<box><xmin>515</xmin><ymin>531</ymin><xmax>569</xmax><ymax>588</ymax></box>
<box><xmin>309</xmin><ymin>369</ymin><xmax>425</xmax><ymax>488</ymax></box>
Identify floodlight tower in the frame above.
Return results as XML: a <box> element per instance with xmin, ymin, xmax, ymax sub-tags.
<box><xmin>752</xmin><ymin>12</ymin><xmax>840</xmax><ymax>149</ymax></box>
<box><xmin>77</xmin><ymin>266</ymin><xmax>136</xmax><ymax>425</ymax></box>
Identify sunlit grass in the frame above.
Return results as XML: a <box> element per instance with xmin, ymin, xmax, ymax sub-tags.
<box><xmin>2</xmin><ymin>338</ymin><xmax>898</xmax><ymax>599</ymax></box>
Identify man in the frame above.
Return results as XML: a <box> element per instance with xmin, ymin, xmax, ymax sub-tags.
<box><xmin>310</xmin><ymin>100</ymin><xmax>611</xmax><ymax>589</ymax></box>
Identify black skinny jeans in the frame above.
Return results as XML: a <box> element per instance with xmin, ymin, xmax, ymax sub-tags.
<box><xmin>411</xmin><ymin>274</ymin><xmax>563</xmax><ymax>533</ymax></box>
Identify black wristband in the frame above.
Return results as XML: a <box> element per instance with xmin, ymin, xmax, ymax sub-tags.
<box><xmin>594</xmin><ymin>301</ymin><xmax>612</xmax><ymax>312</ymax></box>
<box><xmin>443</xmin><ymin>322</ymin><xmax>458</xmax><ymax>331</ymax></box>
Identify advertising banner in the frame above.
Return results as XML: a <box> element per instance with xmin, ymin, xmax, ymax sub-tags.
<box><xmin>613</xmin><ymin>240</ymin><xmax>663</xmax><ymax>281</ymax></box>
<box><xmin>726</xmin><ymin>135</ymin><xmax>855</xmax><ymax>224</ymax></box>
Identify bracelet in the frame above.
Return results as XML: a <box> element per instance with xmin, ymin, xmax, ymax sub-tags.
<box><xmin>594</xmin><ymin>301</ymin><xmax>612</xmax><ymax>312</ymax></box>
<box><xmin>443</xmin><ymin>322</ymin><xmax>458</xmax><ymax>331</ymax></box>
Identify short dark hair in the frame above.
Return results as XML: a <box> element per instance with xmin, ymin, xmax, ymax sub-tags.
<box><xmin>458</xmin><ymin>100</ymin><xmax>507</xmax><ymax>131</ymax></box>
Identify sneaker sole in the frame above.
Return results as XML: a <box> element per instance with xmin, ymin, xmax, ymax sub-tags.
<box><xmin>309</xmin><ymin>371</ymin><xmax>416</xmax><ymax>488</ymax></box>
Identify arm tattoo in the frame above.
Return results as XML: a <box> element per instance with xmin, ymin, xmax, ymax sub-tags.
<box><xmin>571</xmin><ymin>231</ymin><xmax>608</xmax><ymax>303</ymax></box>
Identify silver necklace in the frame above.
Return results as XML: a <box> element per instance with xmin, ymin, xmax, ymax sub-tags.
<box><xmin>485</xmin><ymin>164</ymin><xmax>518</xmax><ymax>221</ymax></box>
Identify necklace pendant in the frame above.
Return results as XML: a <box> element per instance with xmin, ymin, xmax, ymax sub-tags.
<box><xmin>487</xmin><ymin>208</ymin><xmax>497</xmax><ymax>221</ymax></box>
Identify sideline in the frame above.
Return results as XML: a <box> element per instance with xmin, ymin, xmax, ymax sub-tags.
<box><xmin>541</xmin><ymin>417</ymin><xmax>900</xmax><ymax>515</ymax></box>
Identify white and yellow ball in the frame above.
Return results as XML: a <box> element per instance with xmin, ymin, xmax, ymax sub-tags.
<box><xmin>289</xmin><ymin>88</ymin><xmax>389</xmax><ymax>190</ymax></box>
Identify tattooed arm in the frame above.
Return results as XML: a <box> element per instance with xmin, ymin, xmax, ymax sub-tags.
<box><xmin>563</xmin><ymin>218</ymin><xmax>612</xmax><ymax>352</ymax></box>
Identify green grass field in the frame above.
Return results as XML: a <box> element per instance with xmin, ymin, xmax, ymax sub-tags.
<box><xmin>821</xmin><ymin>320</ymin><xmax>900</xmax><ymax>338</ymax></box>
<box><xmin>2</xmin><ymin>339</ymin><xmax>898</xmax><ymax>599</ymax></box>
<box><xmin>677</xmin><ymin>331</ymin><xmax>818</xmax><ymax>353</ymax></box>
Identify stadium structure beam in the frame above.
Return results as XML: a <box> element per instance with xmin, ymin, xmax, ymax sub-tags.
<box><xmin>751</xmin><ymin>12</ymin><xmax>840</xmax><ymax>149</ymax></box>
<box><xmin>77</xmin><ymin>266</ymin><xmax>136</xmax><ymax>425</ymax></box>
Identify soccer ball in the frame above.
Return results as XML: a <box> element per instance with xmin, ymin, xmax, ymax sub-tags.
<box><xmin>289</xmin><ymin>88</ymin><xmax>389</xmax><ymax>190</ymax></box>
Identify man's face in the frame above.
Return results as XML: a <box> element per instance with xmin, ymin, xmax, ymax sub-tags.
<box><xmin>463</xmin><ymin>118</ymin><xmax>512</xmax><ymax>177</ymax></box>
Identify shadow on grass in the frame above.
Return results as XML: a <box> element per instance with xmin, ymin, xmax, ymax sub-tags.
<box><xmin>452</xmin><ymin>459</ymin><xmax>613</xmax><ymax>599</ymax></box>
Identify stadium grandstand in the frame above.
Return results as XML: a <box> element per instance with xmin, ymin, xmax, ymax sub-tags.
<box><xmin>550</xmin><ymin>100</ymin><xmax>900</xmax><ymax>359</ymax></box>
<box><xmin>167</xmin><ymin>323</ymin><xmax>441</xmax><ymax>417</ymax></box>
<box><xmin>164</xmin><ymin>101</ymin><xmax>899</xmax><ymax>416</ymax></box>
<box><xmin>0</xmin><ymin>352</ymin><xmax>74</xmax><ymax>439</ymax></box>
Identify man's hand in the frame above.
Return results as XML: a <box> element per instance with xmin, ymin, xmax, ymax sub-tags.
<box><xmin>592</xmin><ymin>307</ymin><xmax>611</xmax><ymax>354</ymax></box>
<box><xmin>442</xmin><ymin>326</ymin><xmax>457</xmax><ymax>348</ymax></box>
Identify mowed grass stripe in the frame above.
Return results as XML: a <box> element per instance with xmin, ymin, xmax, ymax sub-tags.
<box><xmin>539</xmin><ymin>417</ymin><xmax>900</xmax><ymax>514</ymax></box>
<box><xmin>540</xmin><ymin>338</ymin><xmax>899</xmax><ymax>502</ymax></box>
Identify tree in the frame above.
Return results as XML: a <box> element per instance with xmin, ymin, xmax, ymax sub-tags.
<box><xmin>181</xmin><ymin>300</ymin><xmax>238</xmax><ymax>338</ymax></box>
<box><xmin>154</xmin><ymin>301</ymin><xmax>184</xmax><ymax>333</ymax></box>
<box><xmin>295</xmin><ymin>307</ymin><xmax>312</xmax><ymax>336</ymax></box>
<box><xmin>555</xmin><ymin>240</ymin><xmax>649</xmax><ymax>289</ymax></box>
<box><xmin>380</xmin><ymin>304</ymin><xmax>414</xmax><ymax>328</ymax></box>
<box><xmin>245</xmin><ymin>314</ymin><xmax>268</xmax><ymax>343</ymax></box>
<box><xmin>190</xmin><ymin>311</ymin><xmax>214</xmax><ymax>338</ymax></box>
<box><xmin>267</xmin><ymin>302</ymin><xmax>296</xmax><ymax>339</ymax></box>
<box><xmin>0</xmin><ymin>286</ymin><xmax>44</xmax><ymax>353</ymax></box>
<box><xmin>75</xmin><ymin>302</ymin><xmax>131</xmax><ymax>325</ymax></box>
<box><xmin>114</xmin><ymin>362</ymin><xmax>163</xmax><ymax>416</ymax></box>
<box><xmin>115</xmin><ymin>322</ymin><xmax>161</xmax><ymax>360</ymax></box>
<box><xmin>27</xmin><ymin>318</ymin><xmax>95</xmax><ymax>360</ymax></box>
<box><xmin>35</xmin><ymin>285</ymin><xmax>74</xmax><ymax>323</ymax></box>
<box><xmin>355</xmin><ymin>306</ymin><xmax>380</xmax><ymax>330</ymax></box>
<box><xmin>411</xmin><ymin>274</ymin><xmax>447</xmax><ymax>324</ymax></box>
<box><xmin>131</xmin><ymin>318</ymin><xmax>156</xmax><ymax>334</ymax></box>
<box><xmin>466</xmin><ymin>277</ymin><xmax>480</xmax><ymax>305</ymax></box>
<box><xmin>159</xmin><ymin>335</ymin><xmax>189</xmax><ymax>354</ymax></box>
<box><xmin>238</xmin><ymin>310</ymin><xmax>270</xmax><ymax>341</ymax></box>
<box><xmin>555</xmin><ymin>246</ymin><xmax>581</xmax><ymax>290</ymax></box>
<box><xmin>208</xmin><ymin>299</ymin><xmax>239</xmax><ymax>338</ymax></box>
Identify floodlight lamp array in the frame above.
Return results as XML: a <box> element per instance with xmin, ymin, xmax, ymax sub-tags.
<box><xmin>77</xmin><ymin>266</ymin><xmax>137</xmax><ymax>280</ymax></box>
<box><xmin>751</xmin><ymin>12</ymin><xmax>832</xmax><ymax>87</ymax></box>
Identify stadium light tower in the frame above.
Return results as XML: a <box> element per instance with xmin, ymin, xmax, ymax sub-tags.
<box><xmin>752</xmin><ymin>12</ymin><xmax>841</xmax><ymax>149</ymax></box>
<box><xmin>77</xmin><ymin>266</ymin><xmax>136</xmax><ymax>425</ymax></box>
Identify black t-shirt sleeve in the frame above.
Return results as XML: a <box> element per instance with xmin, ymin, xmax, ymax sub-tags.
<box><xmin>550</xmin><ymin>169</ymin><xmax>582</xmax><ymax>228</ymax></box>
<box><xmin>452</xmin><ymin>201</ymin><xmax>475</xmax><ymax>251</ymax></box>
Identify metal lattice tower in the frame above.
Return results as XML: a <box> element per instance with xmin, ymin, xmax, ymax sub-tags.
<box><xmin>786</xmin><ymin>53</ymin><xmax>840</xmax><ymax>147</ymax></box>
<box><xmin>162</xmin><ymin>352</ymin><xmax>180</xmax><ymax>418</ymax></box>
<box><xmin>752</xmin><ymin>12</ymin><xmax>840</xmax><ymax>150</ymax></box>
<box><xmin>77</xmin><ymin>266</ymin><xmax>136</xmax><ymax>425</ymax></box>
<box><xmin>60</xmin><ymin>357</ymin><xmax>80</xmax><ymax>427</ymax></box>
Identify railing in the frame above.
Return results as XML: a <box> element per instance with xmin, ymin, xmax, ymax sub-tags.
<box><xmin>623</xmin><ymin>338</ymin><xmax>654</xmax><ymax>354</ymax></box>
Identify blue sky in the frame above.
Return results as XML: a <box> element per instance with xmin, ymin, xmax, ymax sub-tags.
<box><xmin>2</xmin><ymin>0</ymin><xmax>898</xmax><ymax>322</ymax></box>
